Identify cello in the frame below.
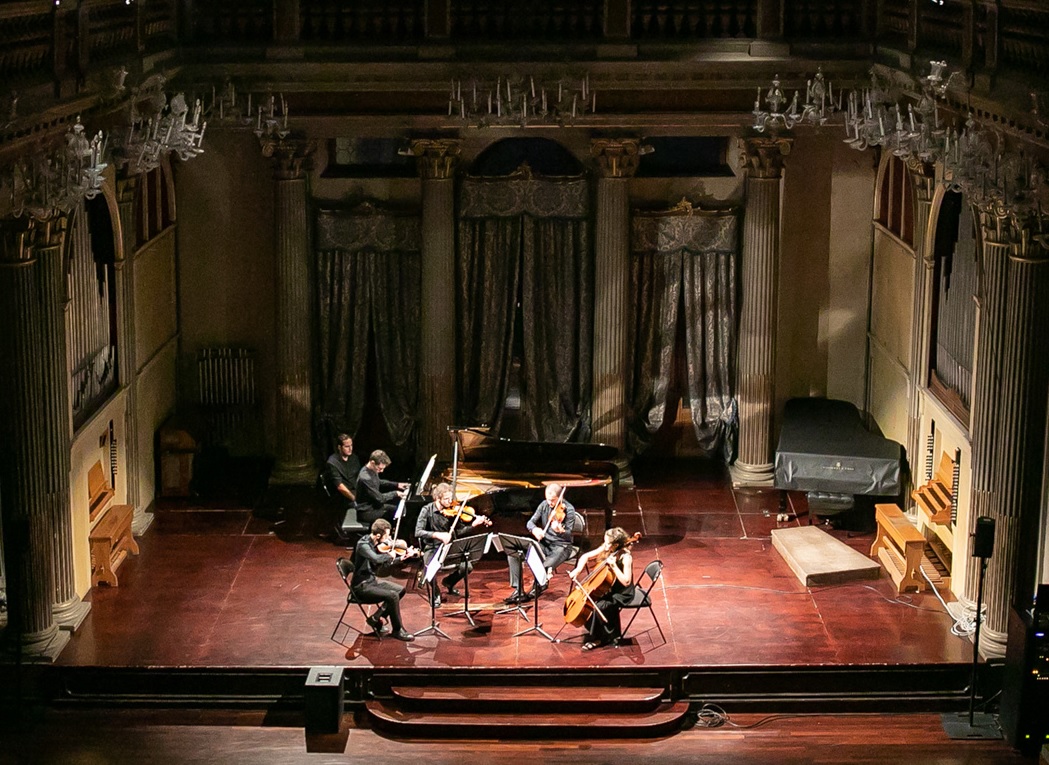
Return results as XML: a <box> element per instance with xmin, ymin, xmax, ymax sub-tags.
<box><xmin>563</xmin><ymin>532</ymin><xmax>641</xmax><ymax>627</ymax></box>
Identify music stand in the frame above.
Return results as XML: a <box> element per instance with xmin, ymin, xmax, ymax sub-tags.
<box><xmin>441</xmin><ymin>533</ymin><xmax>490</xmax><ymax>627</ymax></box>
<box><xmin>494</xmin><ymin>534</ymin><xmax>555</xmax><ymax>642</ymax></box>
<box><xmin>494</xmin><ymin>533</ymin><xmax>540</xmax><ymax>618</ymax></box>
<box><xmin>413</xmin><ymin>544</ymin><xmax>451</xmax><ymax>640</ymax></box>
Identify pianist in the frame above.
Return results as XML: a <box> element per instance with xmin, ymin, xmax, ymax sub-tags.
<box><xmin>356</xmin><ymin>450</ymin><xmax>408</xmax><ymax>525</ymax></box>
<box><xmin>505</xmin><ymin>483</ymin><xmax>577</xmax><ymax>604</ymax></box>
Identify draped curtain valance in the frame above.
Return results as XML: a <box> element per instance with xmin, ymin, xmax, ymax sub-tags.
<box><xmin>459</xmin><ymin>175</ymin><xmax>589</xmax><ymax>219</ymax></box>
<box><xmin>629</xmin><ymin>205</ymin><xmax>740</xmax><ymax>460</ymax></box>
<box><xmin>315</xmin><ymin>203</ymin><xmax>422</xmax><ymax>252</ymax></box>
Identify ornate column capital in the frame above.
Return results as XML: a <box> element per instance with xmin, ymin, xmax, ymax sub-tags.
<box><xmin>905</xmin><ymin>157</ymin><xmax>936</xmax><ymax>203</ymax></box>
<box><xmin>739</xmin><ymin>135</ymin><xmax>793</xmax><ymax>179</ymax></box>
<box><xmin>976</xmin><ymin>206</ymin><xmax>1049</xmax><ymax>263</ymax></box>
<box><xmin>260</xmin><ymin>136</ymin><xmax>316</xmax><ymax>180</ymax></box>
<box><xmin>0</xmin><ymin>218</ymin><xmax>34</xmax><ymax>266</ymax></box>
<box><xmin>590</xmin><ymin>138</ymin><xmax>643</xmax><ymax>179</ymax></box>
<box><xmin>409</xmin><ymin>139</ymin><xmax>461</xmax><ymax>180</ymax></box>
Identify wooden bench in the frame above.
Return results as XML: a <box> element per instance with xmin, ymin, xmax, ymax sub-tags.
<box><xmin>871</xmin><ymin>503</ymin><xmax>926</xmax><ymax>594</ymax></box>
<box><xmin>911</xmin><ymin>451</ymin><xmax>958</xmax><ymax>526</ymax></box>
<box><xmin>88</xmin><ymin>460</ymin><xmax>116</xmax><ymax>522</ymax></box>
<box><xmin>89</xmin><ymin>503</ymin><xmax>139</xmax><ymax>587</ymax></box>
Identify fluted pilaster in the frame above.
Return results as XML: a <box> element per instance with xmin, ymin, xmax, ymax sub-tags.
<box><xmin>905</xmin><ymin>161</ymin><xmax>937</xmax><ymax>471</ymax></box>
<box><xmin>35</xmin><ymin>217</ymin><xmax>89</xmax><ymax>632</ymax></box>
<box><xmin>964</xmin><ymin>211</ymin><xmax>1049</xmax><ymax>657</ymax></box>
<box><xmin>411</xmin><ymin>139</ymin><xmax>460</xmax><ymax>462</ymax></box>
<box><xmin>733</xmin><ymin>135</ymin><xmax>792</xmax><ymax>485</ymax></box>
<box><xmin>0</xmin><ymin>219</ymin><xmax>68</xmax><ymax>660</ymax></box>
<box><xmin>590</xmin><ymin>139</ymin><xmax>639</xmax><ymax>459</ymax></box>
<box><xmin>263</xmin><ymin>137</ymin><xmax>317</xmax><ymax>484</ymax></box>
<box><xmin>114</xmin><ymin>176</ymin><xmax>151</xmax><ymax>534</ymax></box>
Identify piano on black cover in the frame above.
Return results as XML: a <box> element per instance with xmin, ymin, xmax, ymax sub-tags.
<box><xmin>444</xmin><ymin>426</ymin><xmax>619</xmax><ymax>530</ymax></box>
<box><xmin>774</xmin><ymin>398</ymin><xmax>903</xmax><ymax>526</ymax></box>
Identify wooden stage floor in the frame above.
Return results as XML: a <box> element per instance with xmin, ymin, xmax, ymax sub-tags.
<box><xmin>59</xmin><ymin>460</ymin><xmax>972</xmax><ymax>673</ymax></box>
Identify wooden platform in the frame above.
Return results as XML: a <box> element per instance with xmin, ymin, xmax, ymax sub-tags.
<box><xmin>771</xmin><ymin>525</ymin><xmax>882</xmax><ymax>586</ymax></box>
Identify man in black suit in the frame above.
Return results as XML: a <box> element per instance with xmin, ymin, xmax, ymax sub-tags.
<box><xmin>355</xmin><ymin>449</ymin><xmax>408</xmax><ymax>524</ymax></box>
<box><xmin>352</xmin><ymin>518</ymin><xmax>415</xmax><ymax>641</ymax></box>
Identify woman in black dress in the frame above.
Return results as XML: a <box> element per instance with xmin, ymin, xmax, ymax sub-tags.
<box><xmin>568</xmin><ymin>526</ymin><xmax>636</xmax><ymax>650</ymax></box>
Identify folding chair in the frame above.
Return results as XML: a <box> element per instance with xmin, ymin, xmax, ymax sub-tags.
<box><xmin>331</xmin><ymin>556</ymin><xmax>382</xmax><ymax>643</ymax></box>
<box><xmin>620</xmin><ymin>559</ymin><xmax>666</xmax><ymax>644</ymax></box>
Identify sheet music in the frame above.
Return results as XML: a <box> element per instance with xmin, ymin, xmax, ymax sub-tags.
<box><xmin>483</xmin><ymin>532</ymin><xmax>497</xmax><ymax>555</ymax></box>
<box><xmin>416</xmin><ymin>453</ymin><xmax>437</xmax><ymax>497</ymax></box>
<box><xmin>424</xmin><ymin>544</ymin><xmax>449</xmax><ymax>584</ymax></box>
<box><xmin>526</xmin><ymin>545</ymin><xmax>548</xmax><ymax>586</ymax></box>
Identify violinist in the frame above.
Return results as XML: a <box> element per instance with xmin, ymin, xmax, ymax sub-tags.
<box><xmin>415</xmin><ymin>482</ymin><xmax>491</xmax><ymax>608</ymax></box>
<box><xmin>568</xmin><ymin>526</ymin><xmax>635</xmax><ymax>651</ymax></box>
<box><xmin>504</xmin><ymin>483</ymin><xmax>576</xmax><ymax>605</ymax></box>
<box><xmin>352</xmin><ymin>518</ymin><xmax>417</xmax><ymax>641</ymax></box>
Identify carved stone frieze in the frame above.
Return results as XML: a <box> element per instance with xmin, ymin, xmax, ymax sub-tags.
<box><xmin>409</xmin><ymin>139</ymin><xmax>461</xmax><ymax>180</ymax></box>
<box><xmin>739</xmin><ymin>135</ymin><xmax>793</xmax><ymax>179</ymax></box>
<box><xmin>590</xmin><ymin>138</ymin><xmax>643</xmax><ymax>179</ymax></box>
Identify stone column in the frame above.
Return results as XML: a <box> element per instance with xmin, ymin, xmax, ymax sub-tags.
<box><xmin>590</xmin><ymin>139</ymin><xmax>640</xmax><ymax>474</ymax></box>
<box><xmin>262</xmin><ymin>137</ymin><xmax>317</xmax><ymax>484</ymax></box>
<box><xmin>964</xmin><ymin>211</ymin><xmax>1049</xmax><ymax>657</ymax></box>
<box><xmin>905</xmin><ymin>161</ymin><xmax>937</xmax><ymax>475</ymax></box>
<box><xmin>114</xmin><ymin>176</ymin><xmax>152</xmax><ymax>534</ymax></box>
<box><xmin>35</xmin><ymin>217</ymin><xmax>90</xmax><ymax>633</ymax></box>
<box><xmin>410</xmin><ymin>139</ymin><xmax>460</xmax><ymax>463</ymax></box>
<box><xmin>0</xmin><ymin>219</ymin><xmax>68</xmax><ymax>660</ymax></box>
<box><xmin>732</xmin><ymin>135</ymin><xmax>792</xmax><ymax>486</ymax></box>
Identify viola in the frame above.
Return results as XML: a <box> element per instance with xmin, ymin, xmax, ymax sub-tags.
<box><xmin>562</xmin><ymin>532</ymin><xmax>641</xmax><ymax>627</ymax></box>
<box><xmin>377</xmin><ymin>538</ymin><xmax>419</xmax><ymax>559</ymax></box>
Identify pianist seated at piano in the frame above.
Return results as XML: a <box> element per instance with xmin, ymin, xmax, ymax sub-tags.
<box><xmin>504</xmin><ymin>483</ymin><xmax>577</xmax><ymax>605</ymax></box>
<box><xmin>356</xmin><ymin>450</ymin><xmax>408</xmax><ymax>525</ymax></box>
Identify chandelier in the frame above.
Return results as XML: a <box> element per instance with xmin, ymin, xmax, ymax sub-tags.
<box><xmin>8</xmin><ymin>118</ymin><xmax>107</xmax><ymax>220</ymax></box>
<box><xmin>207</xmin><ymin>80</ymin><xmax>290</xmax><ymax>140</ymax></box>
<box><xmin>752</xmin><ymin>68</ymin><xmax>839</xmax><ymax>133</ymax></box>
<box><xmin>448</xmin><ymin>73</ymin><xmax>594</xmax><ymax>127</ymax></box>
<box><xmin>117</xmin><ymin>76</ymin><xmax>207</xmax><ymax>175</ymax></box>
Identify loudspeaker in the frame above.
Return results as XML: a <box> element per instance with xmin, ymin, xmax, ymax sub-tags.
<box><xmin>973</xmin><ymin>516</ymin><xmax>995</xmax><ymax>559</ymax></box>
<box><xmin>304</xmin><ymin>666</ymin><xmax>345</xmax><ymax>734</ymax></box>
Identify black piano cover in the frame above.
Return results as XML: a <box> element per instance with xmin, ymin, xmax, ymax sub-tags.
<box><xmin>774</xmin><ymin>398</ymin><xmax>902</xmax><ymax>496</ymax></box>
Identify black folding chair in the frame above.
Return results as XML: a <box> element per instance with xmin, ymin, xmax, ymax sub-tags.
<box><xmin>620</xmin><ymin>559</ymin><xmax>666</xmax><ymax>644</ymax></box>
<box><xmin>331</xmin><ymin>556</ymin><xmax>382</xmax><ymax>643</ymax></box>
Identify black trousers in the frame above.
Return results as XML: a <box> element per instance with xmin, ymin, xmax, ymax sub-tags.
<box><xmin>358</xmin><ymin>503</ymin><xmax>397</xmax><ymax>525</ymax></box>
<box><xmin>352</xmin><ymin>579</ymin><xmax>406</xmax><ymax>631</ymax></box>
<box><xmin>584</xmin><ymin>586</ymin><xmax>635</xmax><ymax>644</ymax></box>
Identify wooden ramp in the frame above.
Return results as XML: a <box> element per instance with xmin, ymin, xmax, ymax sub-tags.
<box><xmin>772</xmin><ymin>526</ymin><xmax>881</xmax><ymax>587</ymax></box>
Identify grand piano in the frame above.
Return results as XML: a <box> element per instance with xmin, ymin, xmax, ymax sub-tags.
<box><xmin>443</xmin><ymin>426</ymin><xmax>619</xmax><ymax>530</ymax></box>
<box><xmin>774</xmin><ymin>398</ymin><xmax>903</xmax><ymax>525</ymax></box>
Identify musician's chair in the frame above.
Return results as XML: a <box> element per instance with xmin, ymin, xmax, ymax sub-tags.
<box><xmin>331</xmin><ymin>557</ymin><xmax>382</xmax><ymax>643</ymax></box>
<box><xmin>620</xmin><ymin>560</ymin><xmax>666</xmax><ymax>645</ymax></box>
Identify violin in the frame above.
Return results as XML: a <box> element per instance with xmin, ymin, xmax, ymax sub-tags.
<box><xmin>440</xmin><ymin>501</ymin><xmax>492</xmax><ymax>527</ymax></box>
<box><xmin>377</xmin><ymin>537</ymin><xmax>419</xmax><ymax>559</ymax></box>
<box><xmin>563</xmin><ymin>532</ymin><xmax>642</xmax><ymax>627</ymax></box>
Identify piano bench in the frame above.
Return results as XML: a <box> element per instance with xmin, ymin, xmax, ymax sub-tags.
<box><xmin>806</xmin><ymin>492</ymin><xmax>854</xmax><ymax>523</ymax></box>
<box><xmin>89</xmin><ymin>503</ymin><xmax>139</xmax><ymax>587</ymax></box>
<box><xmin>871</xmin><ymin>503</ymin><xmax>925</xmax><ymax>594</ymax></box>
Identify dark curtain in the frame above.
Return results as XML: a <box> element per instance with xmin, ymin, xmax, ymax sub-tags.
<box><xmin>457</xmin><ymin>172</ymin><xmax>592</xmax><ymax>441</ymax></box>
<box><xmin>629</xmin><ymin>207</ymin><xmax>740</xmax><ymax>459</ymax></box>
<box><xmin>315</xmin><ymin>203</ymin><xmax>421</xmax><ymax>449</ymax></box>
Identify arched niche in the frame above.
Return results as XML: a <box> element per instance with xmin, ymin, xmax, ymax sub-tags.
<box><xmin>468</xmin><ymin>137</ymin><xmax>584</xmax><ymax>176</ymax></box>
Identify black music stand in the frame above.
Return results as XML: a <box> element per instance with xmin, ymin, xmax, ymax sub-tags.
<box><xmin>496</xmin><ymin>533</ymin><xmax>555</xmax><ymax>642</ymax></box>
<box><xmin>413</xmin><ymin>544</ymin><xmax>452</xmax><ymax>640</ymax></box>
<box><xmin>495</xmin><ymin>533</ymin><xmax>540</xmax><ymax>618</ymax></box>
<box><xmin>441</xmin><ymin>533</ymin><xmax>490</xmax><ymax>627</ymax></box>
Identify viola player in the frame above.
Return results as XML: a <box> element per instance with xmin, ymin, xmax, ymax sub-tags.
<box><xmin>504</xmin><ymin>482</ymin><xmax>576</xmax><ymax>604</ymax></box>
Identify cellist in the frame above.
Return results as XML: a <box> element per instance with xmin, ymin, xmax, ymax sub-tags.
<box><xmin>567</xmin><ymin>526</ymin><xmax>635</xmax><ymax>651</ymax></box>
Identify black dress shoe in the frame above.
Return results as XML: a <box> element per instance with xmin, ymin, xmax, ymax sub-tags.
<box><xmin>503</xmin><ymin>591</ymin><xmax>525</xmax><ymax>604</ymax></box>
<box><xmin>391</xmin><ymin>629</ymin><xmax>415</xmax><ymax>642</ymax></box>
<box><xmin>365</xmin><ymin>615</ymin><xmax>387</xmax><ymax>634</ymax></box>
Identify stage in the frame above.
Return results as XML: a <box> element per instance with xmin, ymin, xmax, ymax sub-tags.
<box><xmin>42</xmin><ymin>459</ymin><xmax>980</xmax><ymax>719</ymax></box>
